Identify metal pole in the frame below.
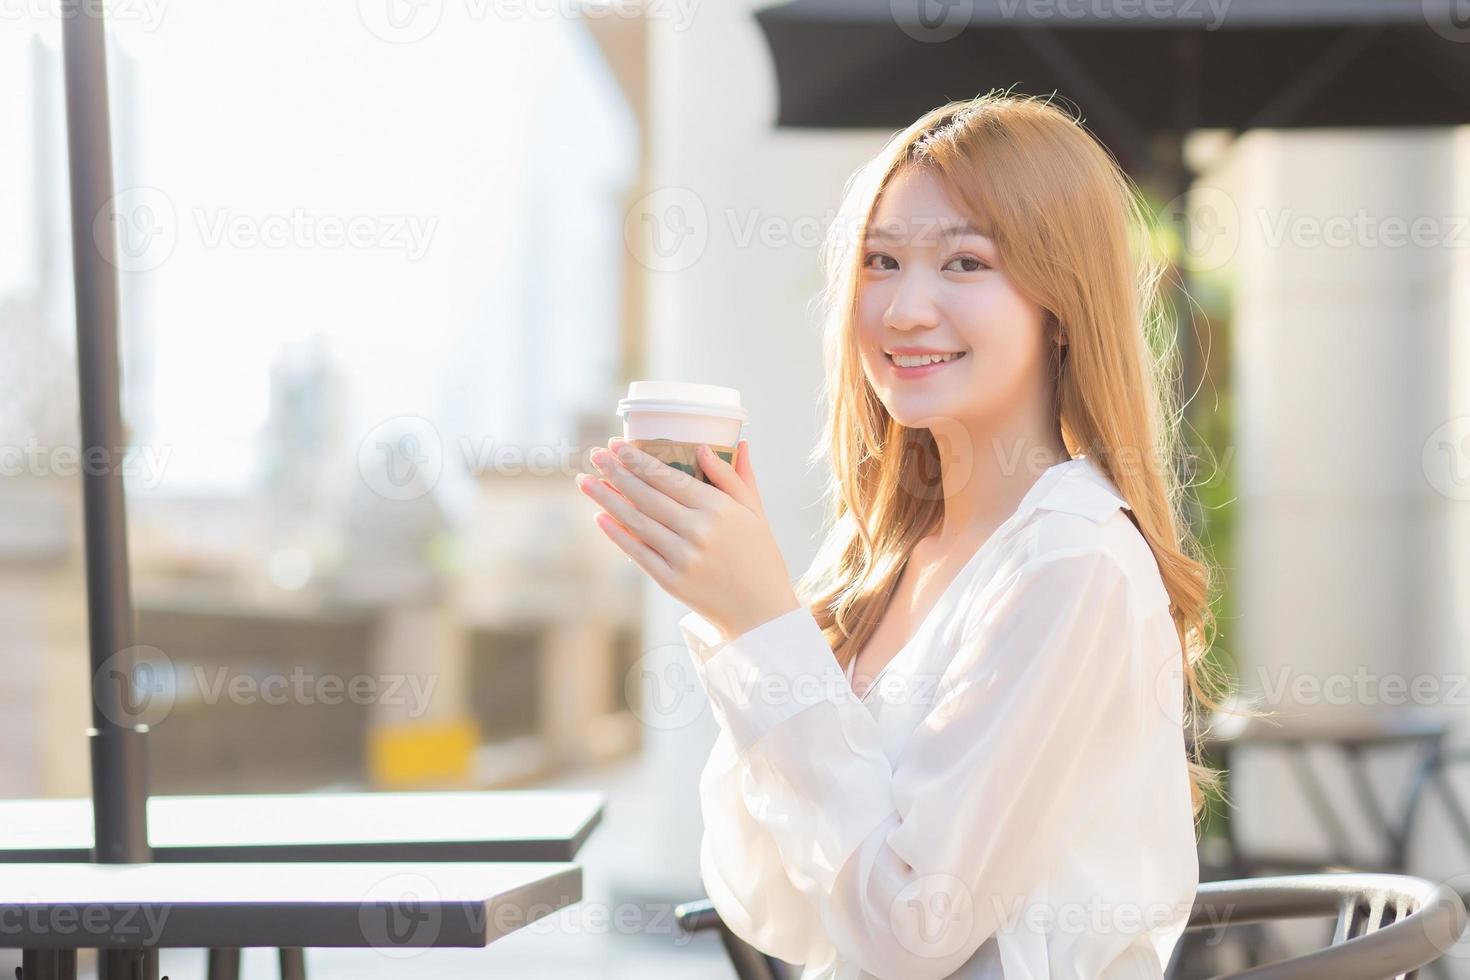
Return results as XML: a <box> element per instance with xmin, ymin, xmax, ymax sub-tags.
<box><xmin>59</xmin><ymin>0</ymin><xmax>151</xmax><ymax>868</ymax></box>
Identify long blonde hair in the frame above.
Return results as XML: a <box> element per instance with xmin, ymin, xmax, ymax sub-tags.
<box><xmin>794</xmin><ymin>91</ymin><xmax>1227</xmax><ymax>820</ymax></box>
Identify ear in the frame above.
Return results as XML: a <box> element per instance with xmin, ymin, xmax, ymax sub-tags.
<box><xmin>1047</xmin><ymin>311</ymin><xmax>1067</xmax><ymax>347</ymax></box>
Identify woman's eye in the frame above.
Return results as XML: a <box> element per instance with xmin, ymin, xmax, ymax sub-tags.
<box><xmin>862</xmin><ymin>253</ymin><xmax>987</xmax><ymax>272</ymax></box>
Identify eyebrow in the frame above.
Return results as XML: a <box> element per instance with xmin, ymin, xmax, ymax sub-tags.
<box><xmin>863</xmin><ymin>220</ymin><xmax>991</xmax><ymax>244</ymax></box>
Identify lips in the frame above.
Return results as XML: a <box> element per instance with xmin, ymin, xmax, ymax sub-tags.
<box><xmin>885</xmin><ymin>350</ymin><xmax>967</xmax><ymax>379</ymax></box>
<box><xmin>882</xmin><ymin>352</ymin><xmax>964</xmax><ymax>367</ymax></box>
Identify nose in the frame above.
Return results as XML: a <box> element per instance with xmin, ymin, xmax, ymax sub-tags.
<box><xmin>882</xmin><ymin>270</ymin><xmax>940</xmax><ymax>334</ymax></box>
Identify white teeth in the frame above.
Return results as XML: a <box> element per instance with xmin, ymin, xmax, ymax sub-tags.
<box><xmin>891</xmin><ymin>352</ymin><xmax>963</xmax><ymax>368</ymax></box>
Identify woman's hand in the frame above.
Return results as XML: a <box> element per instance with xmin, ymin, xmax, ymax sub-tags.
<box><xmin>576</xmin><ymin>436</ymin><xmax>801</xmax><ymax>642</ymax></box>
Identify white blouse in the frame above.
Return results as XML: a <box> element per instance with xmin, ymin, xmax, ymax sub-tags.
<box><xmin>678</xmin><ymin>455</ymin><xmax>1199</xmax><ymax>980</ymax></box>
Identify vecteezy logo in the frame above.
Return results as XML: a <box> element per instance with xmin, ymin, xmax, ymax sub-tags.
<box><xmin>1153</xmin><ymin>649</ymin><xmax>1186</xmax><ymax>727</ymax></box>
<box><xmin>95</xmin><ymin>186</ymin><xmax>178</xmax><ymax>273</ymax></box>
<box><xmin>891</xmin><ymin>0</ymin><xmax>975</xmax><ymax>43</ymax></box>
<box><xmin>625</xmin><ymin>644</ymin><xmax>708</xmax><ymax>732</ymax></box>
<box><xmin>1423</xmin><ymin>417</ymin><xmax>1470</xmax><ymax>501</ymax></box>
<box><xmin>1423</xmin><ymin>0</ymin><xmax>1470</xmax><ymax>43</ymax></box>
<box><xmin>1415</xmin><ymin>872</ymin><xmax>1470</xmax><ymax>960</ymax></box>
<box><xmin>93</xmin><ymin>645</ymin><xmax>176</xmax><ymax>728</ymax></box>
<box><xmin>357</xmin><ymin>0</ymin><xmax>444</xmax><ymax>43</ymax></box>
<box><xmin>1159</xmin><ymin>185</ymin><xmax>1239</xmax><ymax>274</ymax></box>
<box><xmin>623</xmin><ymin>187</ymin><xmax>708</xmax><ymax>273</ymax></box>
<box><xmin>357</xmin><ymin>415</ymin><xmax>444</xmax><ymax>501</ymax></box>
<box><xmin>358</xmin><ymin>872</ymin><xmax>443</xmax><ymax>957</ymax></box>
<box><xmin>890</xmin><ymin>872</ymin><xmax>975</xmax><ymax>961</ymax></box>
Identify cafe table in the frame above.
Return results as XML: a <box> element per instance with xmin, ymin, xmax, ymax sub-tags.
<box><xmin>0</xmin><ymin>791</ymin><xmax>604</xmax><ymax>978</ymax></box>
<box><xmin>0</xmin><ymin>860</ymin><xmax>580</xmax><ymax>979</ymax></box>
<box><xmin>0</xmin><ymin>791</ymin><xmax>604</xmax><ymax>864</ymax></box>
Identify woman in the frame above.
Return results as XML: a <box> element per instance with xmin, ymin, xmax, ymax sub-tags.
<box><xmin>576</xmin><ymin>92</ymin><xmax>1222</xmax><ymax>979</ymax></box>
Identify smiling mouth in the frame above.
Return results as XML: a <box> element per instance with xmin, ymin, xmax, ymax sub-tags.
<box><xmin>885</xmin><ymin>351</ymin><xmax>968</xmax><ymax>368</ymax></box>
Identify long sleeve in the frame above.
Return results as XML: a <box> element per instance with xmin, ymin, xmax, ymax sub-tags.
<box><xmin>695</xmin><ymin>724</ymin><xmax>826</xmax><ymax>967</ymax></box>
<box><xmin>679</xmin><ymin>547</ymin><xmax>1163</xmax><ymax>980</ymax></box>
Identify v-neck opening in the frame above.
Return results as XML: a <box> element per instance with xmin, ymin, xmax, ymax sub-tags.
<box><xmin>847</xmin><ymin>457</ymin><xmax>1082</xmax><ymax>703</ymax></box>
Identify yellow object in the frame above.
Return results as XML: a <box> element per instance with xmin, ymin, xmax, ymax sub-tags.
<box><xmin>369</xmin><ymin>719</ymin><xmax>479</xmax><ymax>788</ymax></box>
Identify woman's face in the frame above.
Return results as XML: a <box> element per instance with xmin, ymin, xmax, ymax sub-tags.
<box><xmin>855</xmin><ymin>166</ymin><xmax>1054</xmax><ymax>435</ymax></box>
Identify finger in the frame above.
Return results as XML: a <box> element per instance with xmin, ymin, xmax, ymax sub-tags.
<box><xmin>604</xmin><ymin>439</ymin><xmax>719</xmax><ymax>512</ymax></box>
<box><xmin>591</xmin><ymin>510</ymin><xmax>676</xmax><ymax>592</ymax></box>
<box><xmin>592</xmin><ymin>446</ymin><xmax>703</xmax><ymax>538</ymax></box>
<box><xmin>577</xmin><ymin>471</ymin><xmax>685</xmax><ymax>559</ymax></box>
<box><xmin>697</xmin><ymin>443</ymin><xmax>759</xmax><ymax>513</ymax></box>
<box><xmin>731</xmin><ymin>440</ymin><xmax>766</xmax><ymax>515</ymax></box>
<box><xmin>607</xmin><ymin>437</ymin><xmax>711</xmax><ymax>506</ymax></box>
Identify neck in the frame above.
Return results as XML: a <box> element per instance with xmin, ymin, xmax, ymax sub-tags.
<box><xmin>929</xmin><ymin>386</ymin><xmax>1068</xmax><ymax>549</ymax></box>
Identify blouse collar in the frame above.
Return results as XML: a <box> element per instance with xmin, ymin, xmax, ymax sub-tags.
<box><xmin>1015</xmin><ymin>455</ymin><xmax>1132</xmax><ymax>525</ymax></box>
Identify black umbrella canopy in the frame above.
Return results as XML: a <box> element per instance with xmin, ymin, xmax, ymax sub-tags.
<box><xmin>755</xmin><ymin>0</ymin><xmax>1470</xmax><ymax>168</ymax></box>
<box><xmin>754</xmin><ymin>0</ymin><xmax>1470</xmax><ymax>509</ymax></box>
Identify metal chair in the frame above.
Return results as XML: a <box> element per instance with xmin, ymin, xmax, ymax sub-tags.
<box><xmin>1189</xmin><ymin>713</ymin><xmax>1453</xmax><ymax>880</ymax></box>
<box><xmin>671</xmin><ymin>900</ymin><xmax>800</xmax><ymax>980</ymax></box>
<box><xmin>674</xmin><ymin>872</ymin><xmax>1467</xmax><ymax>979</ymax></box>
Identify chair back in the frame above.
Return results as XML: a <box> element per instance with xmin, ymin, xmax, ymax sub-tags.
<box><xmin>1185</xmin><ymin>872</ymin><xmax>1467</xmax><ymax>979</ymax></box>
<box><xmin>673</xmin><ymin>899</ymin><xmax>791</xmax><ymax>980</ymax></box>
<box><xmin>676</xmin><ymin>872</ymin><xmax>1467</xmax><ymax>980</ymax></box>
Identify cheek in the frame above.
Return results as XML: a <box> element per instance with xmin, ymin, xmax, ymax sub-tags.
<box><xmin>952</xmin><ymin>298</ymin><xmax>1050</xmax><ymax>402</ymax></box>
<box><xmin>855</xmin><ymin>287</ymin><xmax>885</xmax><ymax>333</ymax></box>
<box><xmin>967</xmin><ymin>340</ymin><xmax>1033</xmax><ymax>398</ymax></box>
<box><xmin>957</xmin><ymin>288</ymin><xmax>1036</xmax><ymax>352</ymax></box>
<box><xmin>854</xmin><ymin>295</ymin><xmax>889</xmax><ymax>372</ymax></box>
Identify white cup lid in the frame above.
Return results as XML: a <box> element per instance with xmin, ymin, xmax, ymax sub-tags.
<box><xmin>617</xmin><ymin>381</ymin><xmax>747</xmax><ymax>421</ymax></box>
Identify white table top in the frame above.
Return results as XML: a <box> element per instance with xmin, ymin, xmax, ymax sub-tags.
<box><xmin>0</xmin><ymin>791</ymin><xmax>604</xmax><ymax>862</ymax></box>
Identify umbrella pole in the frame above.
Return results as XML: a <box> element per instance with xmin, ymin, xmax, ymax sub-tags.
<box><xmin>59</xmin><ymin>0</ymin><xmax>152</xmax><ymax>874</ymax></box>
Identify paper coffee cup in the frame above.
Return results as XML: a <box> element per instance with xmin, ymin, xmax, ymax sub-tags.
<box><xmin>616</xmin><ymin>381</ymin><xmax>747</xmax><ymax>485</ymax></box>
